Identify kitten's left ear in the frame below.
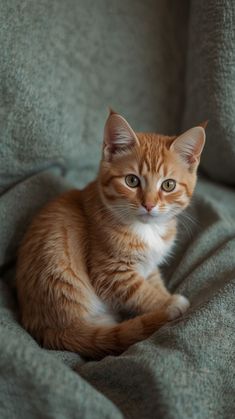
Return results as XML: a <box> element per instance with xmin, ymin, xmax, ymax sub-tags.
<box><xmin>170</xmin><ymin>125</ymin><xmax>206</xmax><ymax>167</ymax></box>
<box><xmin>103</xmin><ymin>109</ymin><xmax>139</xmax><ymax>161</ymax></box>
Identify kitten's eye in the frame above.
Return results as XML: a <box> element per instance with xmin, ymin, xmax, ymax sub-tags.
<box><xmin>161</xmin><ymin>179</ymin><xmax>176</xmax><ymax>192</ymax></box>
<box><xmin>125</xmin><ymin>174</ymin><xmax>140</xmax><ymax>188</ymax></box>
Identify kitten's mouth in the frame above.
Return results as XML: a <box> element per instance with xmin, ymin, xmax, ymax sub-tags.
<box><xmin>138</xmin><ymin>213</ymin><xmax>157</xmax><ymax>222</ymax></box>
<box><xmin>139</xmin><ymin>213</ymin><xmax>154</xmax><ymax>217</ymax></box>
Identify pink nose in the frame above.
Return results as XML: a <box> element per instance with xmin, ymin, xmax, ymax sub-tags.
<box><xmin>143</xmin><ymin>202</ymin><xmax>155</xmax><ymax>212</ymax></box>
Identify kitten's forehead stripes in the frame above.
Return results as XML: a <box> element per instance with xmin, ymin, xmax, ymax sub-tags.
<box><xmin>136</xmin><ymin>133</ymin><xmax>174</xmax><ymax>176</ymax></box>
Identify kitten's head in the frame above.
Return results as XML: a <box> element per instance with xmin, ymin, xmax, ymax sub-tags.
<box><xmin>99</xmin><ymin>110</ymin><xmax>206</xmax><ymax>225</ymax></box>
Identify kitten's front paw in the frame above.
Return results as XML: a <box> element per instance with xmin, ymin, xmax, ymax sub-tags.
<box><xmin>166</xmin><ymin>294</ymin><xmax>190</xmax><ymax>321</ymax></box>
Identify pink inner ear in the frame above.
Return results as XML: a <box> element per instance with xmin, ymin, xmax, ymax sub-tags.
<box><xmin>103</xmin><ymin>112</ymin><xmax>139</xmax><ymax>158</ymax></box>
<box><xmin>187</xmin><ymin>155</ymin><xmax>197</xmax><ymax>165</ymax></box>
<box><xmin>170</xmin><ymin>126</ymin><xmax>206</xmax><ymax>166</ymax></box>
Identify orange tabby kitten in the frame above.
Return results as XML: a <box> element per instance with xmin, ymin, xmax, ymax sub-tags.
<box><xmin>16</xmin><ymin>110</ymin><xmax>206</xmax><ymax>359</ymax></box>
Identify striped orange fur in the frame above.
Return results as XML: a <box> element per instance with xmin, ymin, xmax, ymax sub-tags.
<box><xmin>16</xmin><ymin>110</ymin><xmax>206</xmax><ymax>359</ymax></box>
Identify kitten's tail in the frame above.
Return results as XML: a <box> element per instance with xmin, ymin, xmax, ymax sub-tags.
<box><xmin>42</xmin><ymin>308</ymin><xmax>171</xmax><ymax>359</ymax></box>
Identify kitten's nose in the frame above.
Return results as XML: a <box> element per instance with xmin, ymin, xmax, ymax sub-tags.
<box><xmin>143</xmin><ymin>202</ymin><xmax>155</xmax><ymax>212</ymax></box>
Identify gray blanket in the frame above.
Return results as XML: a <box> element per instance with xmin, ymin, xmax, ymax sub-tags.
<box><xmin>0</xmin><ymin>1</ymin><xmax>234</xmax><ymax>418</ymax></box>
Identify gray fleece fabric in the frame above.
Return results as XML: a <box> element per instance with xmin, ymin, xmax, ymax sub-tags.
<box><xmin>0</xmin><ymin>1</ymin><xmax>234</xmax><ymax>418</ymax></box>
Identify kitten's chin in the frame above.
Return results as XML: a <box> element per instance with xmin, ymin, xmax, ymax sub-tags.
<box><xmin>137</xmin><ymin>213</ymin><xmax>161</xmax><ymax>224</ymax></box>
<box><xmin>136</xmin><ymin>211</ymin><xmax>175</xmax><ymax>224</ymax></box>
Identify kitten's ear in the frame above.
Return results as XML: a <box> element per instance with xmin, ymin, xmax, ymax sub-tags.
<box><xmin>170</xmin><ymin>125</ymin><xmax>206</xmax><ymax>167</ymax></box>
<box><xmin>103</xmin><ymin>109</ymin><xmax>139</xmax><ymax>160</ymax></box>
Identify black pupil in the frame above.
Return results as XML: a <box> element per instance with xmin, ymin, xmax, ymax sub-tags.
<box><xmin>131</xmin><ymin>176</ymin><xmax>136</xmax><ymax>184</ymax></box>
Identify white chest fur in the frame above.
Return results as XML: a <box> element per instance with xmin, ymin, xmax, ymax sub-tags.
<box><xmin>131</xmin><ymin>221</ymin><xmax>175</xmax><ymax>279</ymax></box>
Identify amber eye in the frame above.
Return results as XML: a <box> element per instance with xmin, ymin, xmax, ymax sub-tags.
<box><xmin>125</xmin><ymin>174</ymin><xmax>140</xmax><ymax>188</ymax></box>
<box><xmin>161</xmin><ymin>179</ymin><xmax>176</xmax><ymax>192</ymax></box>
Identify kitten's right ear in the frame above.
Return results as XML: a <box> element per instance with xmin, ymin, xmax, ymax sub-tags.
<box><xmin>103</xmin><ymin>109</ymin><xmax>139</xmax><ymax>161</ymax></box>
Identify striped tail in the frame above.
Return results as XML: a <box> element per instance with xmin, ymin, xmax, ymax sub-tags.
<box><xmin>42</xmin><ymin>308</ymin><xmax>170</xmax><ymax>359</ymax></box>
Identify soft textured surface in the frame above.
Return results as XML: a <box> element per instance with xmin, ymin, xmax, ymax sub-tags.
<box><xmin>183</xmin><ymin>0</ymin><xmax>235</xmax><ymax>185</ymax></box>
<box><xmin>0</xmin><ymin>1</ymin><xmax>234</xmax><ymax>418</ymax></box>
